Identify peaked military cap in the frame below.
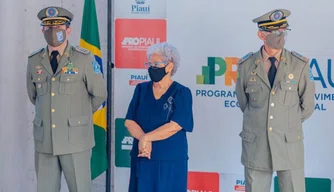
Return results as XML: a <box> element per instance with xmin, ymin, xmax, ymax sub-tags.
<box><xmin>37</xmin><ymin>6</ymin><xmax>74</xmax><ymax>26</ymax></box>
<box><xmin>253</xmin><ymin>9</ymin><xmax>291</xmax><ymax>31</ymax></box>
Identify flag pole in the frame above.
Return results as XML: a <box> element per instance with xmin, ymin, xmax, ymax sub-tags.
<box><xmin>106</xmin><ymin>0</ymin><xmax>114</xmax><ymax>191</ymax></box>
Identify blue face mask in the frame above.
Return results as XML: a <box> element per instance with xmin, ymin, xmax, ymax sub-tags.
<box><xmin>148</xmin><ymin>65</ymin><xmax>168</xmax><ymax>82</ymax></box>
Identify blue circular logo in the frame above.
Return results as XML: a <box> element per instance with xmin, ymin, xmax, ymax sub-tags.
<box><xmin>270</xmin><ymin>11</ymin><xmax>283</xmax><ymax>21</ymax></box>
<box><xmin>46</xmin><ymin>7</ymin><xmax>58</xmax><ymax>17</ymax></box>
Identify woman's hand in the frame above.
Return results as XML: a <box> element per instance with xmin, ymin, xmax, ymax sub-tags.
<box><xmin>138</xmin><ymin>135</ymin><xmax>152</xmax><ymax>159</ymax></box>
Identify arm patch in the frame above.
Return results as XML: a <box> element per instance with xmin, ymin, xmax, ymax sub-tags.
<box><xmin>309</xmin><ymin>68</ymin><xmax>314</xmax><ymax>81</ymax></box>
<box><xmin>291</xmin><ymin>51</ymin><xmax>309</xmax><ymax>63</ymax></box>
<box><xmin>93</xmin><ymin>61</ymin><xmax>102</xmax><ymax>74</ymax></box>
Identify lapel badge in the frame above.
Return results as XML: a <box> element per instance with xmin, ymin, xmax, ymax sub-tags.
<box><xmin>37</xmin><ymin>84</ymin><xmax>42</xmax><ymax>88</ymax></box>
<box><xmin>249</xmin><ymin>76</ymin><xmax>256</xmax><ymax>82</ymax></box>
<box><xmin>256</xmin><ymin>60</ymin><xmax>261</xmax><ymax>64</ymax></box>
<box><xmin>35</xmin><ymin>65</ymin><xmax>41</xmax><ymax>69</ymax></box>
<box><xmin>288</xmin><ymin>73</ymin><xmax>294</xmax><ymax>79</ymax></box>
<box><xmin>250</xmin><ymin>71</ymin><xmax>256</xmax><ymax>75</ymax></box>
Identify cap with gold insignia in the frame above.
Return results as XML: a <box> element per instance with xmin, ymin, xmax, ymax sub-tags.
<box><xmin>37</xmin><ymin>6</ymin><xmax>74</xmax><ymax>26</ymax></box>
<box><xmin>253</xmin><ymin>9</ymin><xmax>291</xmax><ymax>31</ymax></box>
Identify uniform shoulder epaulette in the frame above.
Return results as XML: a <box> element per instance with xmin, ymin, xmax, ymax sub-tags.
<box><xmin>238</xmin><ymin>52</ymin><xmax>253</xmax><ymax>65</ymax></box>
<box><xmin>28</xmin><ymin>48</ymin><xmax>44</xmax><ymax>58</ymax></box>
<box><xmin>291</xmin><ymin>51</ymin><xmax>309</xmax><ymax>62</ymax></box>
<box><xmin>72</xmin><ymin>46</ymin><xmax>90</xmax><ymax>55</ymax></box>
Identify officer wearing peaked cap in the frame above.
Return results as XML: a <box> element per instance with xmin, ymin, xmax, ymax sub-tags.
<box><xmin>235</xmin><ymin>9</ymin><xmax>315</xmax><ymax>192</ymax></box>
<box><xmin>26</xmin><ymin>6</ymin><xmax>107</xmax><ymax>192</ymax></box>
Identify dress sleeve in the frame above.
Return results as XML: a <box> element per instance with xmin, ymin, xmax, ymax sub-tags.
<box><xmin>125</xmin><ymin>84</ymin><xmax>141</xmax><ymax>121</ymax></box>
<box><xmin>170</xmin><ymin>86</ymin><xmax>194</xmax><ymax>132</ymax></box>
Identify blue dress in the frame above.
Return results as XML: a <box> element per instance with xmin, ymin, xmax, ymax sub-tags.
<box><xmin>125</xmin><ymin>81</ymin><xmax>194</xmax><ymax>192</ymax></box>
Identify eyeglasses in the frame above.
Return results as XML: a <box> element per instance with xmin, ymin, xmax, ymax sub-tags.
<box><xmin>144</xmin><ymin>61</ymin><xmax>169</xmax><ymax>69</ymax></box>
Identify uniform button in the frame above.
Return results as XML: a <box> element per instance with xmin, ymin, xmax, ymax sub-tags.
<box><xmin>271</xmin><ymin>103</ymin><xmax>275</xmax><ymax>107</ymax></box>
<box><xmin>78</xmin><ymin>121</ymin><xmax>81</xmax><ymax>124</ymax></box>
<box><xmin>270</xmin><ymin>116</ymin><xmax>273</xmax><ymax>119</ymax></box>
<box><xmin>271</xmin><ymin>91</ymin><xmax>275</xmax><ymax>95</ymax></box>
<box><xmin>38</xmin><ymin>78</ymin><xmax>40</xmax><ymax>81</ymax></box>
<box><xmin>51</xmin><ymin>109</ymin><xmax>55</xmax><ymax>112</ymax></box>
<box><xmin>67</xmin><ymin>78</ymin><xmax>70</xmax><ymax>81</ymax></box>
<box><xmin>269</xmin><ymin>127</ymin><xmax>273</xmax><ymax>131</ymax></box>
<box><xmin>297</xmin><ymin>136</ymin><xmax>300</xmax><ymax>139</ymax></box>
<box><xmin>52</xmin><ymin>77</ymin><xmax>56</xmax><ymax>81</ymax></box>
<box><xmin>52</xmin><ymin>124</ymin><xmax>56</xmax><ymax>128</ymax></box>
<box><xmin>289</xmin><ymin>87</ymin><xmax>292</xmax><ymax>90</ymax></box>
<box><xmin>51</xmin><ymin>92</ymin><xmax>55</xmax><ymax>96</ymax></box>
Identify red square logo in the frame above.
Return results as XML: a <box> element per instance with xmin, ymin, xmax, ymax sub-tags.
<box><xmin>188</xmin><ymin>171</ymin><xmax>220</xmax><ymax>192</ymax></box>
<box><xmin>115</xmin><ymin>19</ymin><xmax>167</xmax><ymax>69</ymax></box>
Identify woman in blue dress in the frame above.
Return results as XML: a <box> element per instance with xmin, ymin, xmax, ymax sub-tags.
<box><xmin>125</xmin><ymin>42</ymin><xmax>194</xmax><ymax>192</ymax></box>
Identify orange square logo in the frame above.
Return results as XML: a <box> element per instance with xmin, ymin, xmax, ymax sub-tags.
<box><xmin>115</xmin><ymin>19</ymin><xmax>167</xmax><ymax>69</ymax></box>
<box><xmin>188</xmin><ymin>171</ymin><xmax>220</xmax><ymax>192</ymax></box>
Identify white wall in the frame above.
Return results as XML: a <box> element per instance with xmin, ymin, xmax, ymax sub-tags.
<box><xmin>0</xmin><ymin>0</ymin><xmax>108</xmax><ymax>191</ymax></box>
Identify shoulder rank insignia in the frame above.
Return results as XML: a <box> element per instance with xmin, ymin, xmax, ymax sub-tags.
<box><xmin>28</xmin><ymin>48</ymin><xmax>44</xmax><ymax>58</ymax></box>
<box><xmin>73</xmin><ymin>46</ymin><xmax>90</xmax><ymax>55</ymax></box>
<box><xmin>238</xmin><ymin>52</ymin><xmax>253</xmax><ymax>65</ymax></box>
<box><xmin>291</xmin><ymin>51</ymin><xmax>309</xmax><ymax>62</ymax></box>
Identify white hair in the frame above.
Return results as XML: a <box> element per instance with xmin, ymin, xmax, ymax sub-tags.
<box><xmin>146</xmin><ymin>42</ymin><xmax>181</xmax><ymax>76</ymax></box>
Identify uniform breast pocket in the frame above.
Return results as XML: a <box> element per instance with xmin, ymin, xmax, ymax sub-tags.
<box><xmin>32</xmin><ymin>75</ymin><xmax>48</xmax><ymax>96</ymax></box>
<box><xmin>245</xmin><ymin>84</ymin><xmax>265</xmax><ymax>108</ymax></box>
<box><xmin>278</xmin><ymin>83</ymin><xmax>298</xmax><ymax>106</ymax></box>
<box><xmin>59</xmin><ymin>74</ymin><xmax>81</xmax><ymax>94</ymax></box>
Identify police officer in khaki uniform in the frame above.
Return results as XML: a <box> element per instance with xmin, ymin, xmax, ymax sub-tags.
<box><xmin>26</xmin><ymin>6</ymin><xmax>107</xmax><ymax>192</ymax></box>
<box><xmin>235</xmin><ymin>9</ymin><xmax>315</xmax><ymax>192</ymax></box>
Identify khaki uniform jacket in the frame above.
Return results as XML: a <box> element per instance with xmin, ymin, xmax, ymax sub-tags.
<box><xmin>235</xmin><ymin>47</ymin><xmax>315</xmax><ymax>171</ymax></box>
<box><xmin>26</xmin><ymin>43</ymin><xmax>107</xmax><ymax>155</ymax></box>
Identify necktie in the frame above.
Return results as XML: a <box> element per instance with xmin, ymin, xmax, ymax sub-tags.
<box><xmin>268</xmin><ymin>57</ymin><xmax>277</xmax><ymax>88</ymax></box>
<box><xmin>50</xmin><ymin>51</ymin><xmax>59</xmax><ymax>74</ymax></box>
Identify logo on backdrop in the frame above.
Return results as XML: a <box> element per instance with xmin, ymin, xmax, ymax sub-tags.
<box><xmin>115</xmin><ymin>19</ymin><xmax>166</xmax><ymax>69</ymax></box>
<box><xmin>122</xmin><ymin>37</ymin><xmax>161</xmax><ymax>51</ymax></box>
<box><xmin>195</xmin><ymin>56</ymin><xmax>240</xmax><ymax>108</ymax></box>
<box><xmin>234</xmin><ymin>180</ymin><xmax>245</xmax><ymax>191</ymax></box>
<box><xmin>115</xmin><ymin>118</ymin><xmax>132</xmax><ymax>168</ymax></box>
<box><xmin>129</xmin><ymin>71</ymin><xmax>149</xmax><ymax>86</ymax></box>
<box><xmin>310</xmin><ymin>58</ymin><xmax>334</xmax><ymax>111</ymax></box>
<box><xmin>196</xmin><ymin>57</ymin><xmax>238</xmax><ymax>86</ymax></box>
<box><xmin>132</xmin><ymin>0</ymin><xmax>150</xmax><ymax>14</ymax></box>
<box><xmin>187</xmin><ymin>171</ymin><xmax>220</xmax><ymax>192</ymax></box>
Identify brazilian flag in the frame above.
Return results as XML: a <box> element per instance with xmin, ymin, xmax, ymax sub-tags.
<box><xmin>80</xmin><ymin>0</ymin><xmax>107</xmax><ymax>180</ymax></box>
